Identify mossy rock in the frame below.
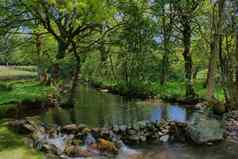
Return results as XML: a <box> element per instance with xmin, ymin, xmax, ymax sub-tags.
<box><xmin>208</xmin><ymin>99</ymin><xmax>226</xmax><ymax>114</ymax></box>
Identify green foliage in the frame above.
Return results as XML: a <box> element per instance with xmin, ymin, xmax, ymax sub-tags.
<box><xmin>0</xmin><ymin>0</ymin><xmax>234</xmax><ymax>103</ymax></box>
<box><xmin>153</xmin><ymin>80</ymin><xmax>224</xmax><ymax>101</ymax></box>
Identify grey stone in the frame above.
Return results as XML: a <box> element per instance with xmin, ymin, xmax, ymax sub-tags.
<box><xmin>160</xmin><ymin>135</ymin><xmax>169</xmax><ymax>142</ymax></box>
<box><xmin>186</xmin><ymin>113</ymin><xmax>224</xmax><ymax>144</ymax></box>
<box><xmin>119</xmin><ymin>125</ymin><xmax>127</xmax><ymax>131</ymax></box>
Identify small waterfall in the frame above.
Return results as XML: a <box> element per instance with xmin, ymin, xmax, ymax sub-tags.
<box><xmin>109</xmin><ymin>131</ymin><xmax>141</xmax><ymax>159</ymax></box>
<box><xmin>42</xmin><ymin>132</ymin><xmax>74</xmax><ymax>154</ymax></box>
<box><xmin>32</xmin><ymin>123</ymin><xmax>141</xmax><ymax>159</ymax></box>
<box><xmin>46</xmin><ymin>135</ymin><xmax>66</xmax><ymax>153</ymax></box>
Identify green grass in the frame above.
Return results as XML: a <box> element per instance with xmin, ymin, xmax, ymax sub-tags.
<box><xmin>0</xmin><ymin>66</ymin><xmax>47</xmax><ymax>158</ymax></box>
<box><xmin>0</xmin><ymin>80</ymin><xmax>52</xmax><ymax>106</ymax></box>
<box><xmin>0</xmin><ymin>66</ymin><xmax>36</xmax><ymax>80</ymax></box>
<box><xmin>88</xmin><ymin>77</ymin><xmax>225</xmax><ymax>101</ymax></box>
<box><xmin>152</xmin><ymin>80</ymin><xmax>224</xmax><ymax>101</ymax></box>
<box><xmin>0</xmin><ymin>120</ymin><xmax>44</xmax><ymax>159</ymax></box>
<box><xmin>13</xmin><ymin>66</ymin><xmax>37</xmax><ymax>72</ymax></box>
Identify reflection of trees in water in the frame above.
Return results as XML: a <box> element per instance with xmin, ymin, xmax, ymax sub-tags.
<box><xmin>68</xmin><ymin>108</ymin><xmax>76</xmax><ymax>124</ymax></box>
<box><xmin>97</xmin><ymin>96</ymin><xmax>106</xmax><ymax>127</ymax></box>
<box><xmin>41</xmin><ymin>85</ymin><xmax>154</xmax><ymax>127</ymax></box>
<box><xmin>119</xmin><ymin>100</ymin><xmax>147</xmax><ymax>126</ymax></box>
<box><xmin>42</xmin><ymin>107</ymin><xmax>71</xmax><ymax>126</ymax></box>
<box><xmin>52</xmin><ymin>107</ymin><xmax>70</xmax><ymax>125</ymax></box>
<box><xmin>73</xmin><ymin>85</ymin><xmax>116</xmax><ymax>127</ymax></box>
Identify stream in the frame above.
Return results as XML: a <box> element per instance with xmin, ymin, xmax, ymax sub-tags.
<box><xmin>35</xmin><ymin>84</ymin><xmax>238</xmax><ymax>159</ymax></box>
<box><xmin>40</xmin><ymin>85</ymin><xmax>194</xmax><ymax>127</ymax></box>
<box><xmin>7</xmin><ymin>84</ymin><xmax>238</xmax><ymax>159</ymax></box>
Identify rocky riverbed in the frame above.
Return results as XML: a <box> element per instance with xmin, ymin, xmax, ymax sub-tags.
<box><xmin>224</xmin><ymin>111</ymin><xmax>238</xmax><ymax>143</ymax></box>
<box><xmin>8</xmin><ymin>110</ymin><xmax>228</xmax><ymax>159</ymax></box>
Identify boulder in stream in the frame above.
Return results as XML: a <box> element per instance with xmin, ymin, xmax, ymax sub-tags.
<box><xmin>96</xmin><ymin>138</ymin><xmax>118</xmax><ymax>154</ymax></box>
<box><xmin>186</xmin><ymin>113</ymin><xmax>224</xmax><ymax>144</ymax></box>
<box><xmin>64</xmin><ymin>145</ymin><xmax>92</xmax><ymax>157</ymax></box>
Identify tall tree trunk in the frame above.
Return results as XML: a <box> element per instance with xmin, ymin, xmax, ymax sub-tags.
<box><xmin>68</xmin><ymin>43</ymin><xmax>80</xmax><ymax>107</ymax></box>
<box><xmin>160</xmin><ymin>3</ymin><xmax>170</xmax><ymax>85</ymax></box>
<box><xmin>230</xmin><ymin>23</ymin><xmax>238</xmax><ymax>109</ymax></box>
<box><xmin>207</xmin><ymin>0</ymin><xmax>225</xmax><ymax>100</ymax></box>
<box><xmin>183</xmin><ymin>21</ymin><xmax>196</xmax><ymax>97</ymax></box>
<box><xmin>160</xmin><ymin>53</ymin><xmax>169</xmax><ymax>85</ymax></box>
<box><xmin>50</xmin><ymin>40</ymin><xmax>67</xmax><ymax>85</ymax></box>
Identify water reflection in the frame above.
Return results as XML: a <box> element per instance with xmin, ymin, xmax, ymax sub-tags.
<box><xmin>168</xmin><ymin>106</ymin><xmax>187</xmax><ymax>122</ymax></box>
<box><xmin>40</xmin><ymin>85</ymin><xmax>193</xmax><ymax>127</ymax></box>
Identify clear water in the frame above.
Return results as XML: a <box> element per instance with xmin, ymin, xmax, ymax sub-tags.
<box><xmin>40</xmin><ymin>85</ymin><xmax>193</xmax><ymax>127</ymax></box>
<box><xmin>128</xmin><ymin>142</ymin><xmax>238</xmax><ymax>159</ymax></box>
<box><xmin>37</xmin><ymin>84</ymin><xmax>238</xmax><ymax>159</ymax></box>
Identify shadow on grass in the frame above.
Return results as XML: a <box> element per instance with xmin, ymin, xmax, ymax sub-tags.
<box><xmin>0</xmin><ymin>120</ymin><xmax>43</xmax><ymax>159</ymax></box>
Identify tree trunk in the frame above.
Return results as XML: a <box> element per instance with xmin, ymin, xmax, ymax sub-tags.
<box><xmin>183</xmin><ymin>21</ymin><xmax>196</xmax><ymax>97</ymax></box>
<box><xmin>229</xmin><ymin>26</ymin><xmax>238</xmax><ymax>109</ymax></box>
<box><xmin>160</xmin><ymin>3</ymin><xmax>170</xmax><ymax>86</ymax></box>
<box><xmin>67</xmin><ymin>43</ymin><xmax>80</xmax><ymax>107</ymax></box>
<box><xmin>207</xmin><ymin>0</ymin><xmax>225</xmax><ymax>100</ymax></box>
<box><xmin>49</xmin><ymin>40</ymin><xmax>67</xmax><ymax>85</ymax></box>
<box><xmin>160</xmin><ymin>53</ymin><xmax>169</xmax><ymax>85</ymax></box>
<box><xmin>207</xmin><ymin>37</ymin><xmax>217</xmax><ymax>99</ymax></box>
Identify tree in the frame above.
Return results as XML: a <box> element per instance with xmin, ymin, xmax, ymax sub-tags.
<box><xmin>115</xmin><ymin>0</ymin><xmax>156</xmax><ymax>89</ymax></box>
<box><xmin>153</xmin><ymin>0</ymin><xmax>175</xmax><ymax>85</ymax></box>
<box><xmin>172</xmin><ymin>0</ymin><xmax>204</xmax><ymax>97</ymax></box>
<box><xmin>207</xmin><ymin>0</ymin><xmax>225</xmax><ymax>100</ymax></box>
<box><xmin>19</xmin><ymin>0</ymin><xmax>117</xmax><ymax>105</ymax></box>
<box><xmin>218</xmin><ymin>0</ymin><xmax>238</xmax><ymax>110</ymax></box>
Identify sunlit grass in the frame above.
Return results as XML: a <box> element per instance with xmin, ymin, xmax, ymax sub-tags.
<box><xmin>0</xmin><ymin>120</ymin><xmax>44</xmax><ymax>159</ymax></box>
<box><xmin>152</xmin><ymin>80</ymin><xmax>224</xmax><ymax>101</ymax></box>
<box><xmin>0</xmin><ymin>80</ymin><xmax>52</xmax><ymax>105</ymax></box>
<box><xmin>0</xmin><ymin>66</ymin><xmax>36</xmax><ymax>80</ymax></box>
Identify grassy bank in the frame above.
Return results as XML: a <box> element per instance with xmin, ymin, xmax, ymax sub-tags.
<box><xmin>152</xmin><ymin>80</ymin><xmax>224</xmax><ymax>101</ymax></box>
<box><xmin>0</xmin><ymin>80</ymin><xmax>52</xmax><ymax>106</ymax></box>
<box><xmin>86</xmin><ymin>79</ymin><xmax>155</xmax><ymax>99</ymax></box>
<box><xmin>0</xmin><ymin>120</ymin><xmax>44</xmax><ymax>159</ymax></box>
<box><xmin>0</xmin><ymin>66</ymin><xmax>49</xmax><ymax>158</ymax></box>
<box><xmin>0</xmin><ymin>80</ymin><xmax>53</xmax><ymax>119</ymax></box>
<box><xmin>0</xmin><ymin>66</ymin><xmax>36</xmax><ymax>81</ymax></box>
<box><xmin>85</xmin><ymin>78</ymin><xmax>224</xmax><ymax>102</ymax></box>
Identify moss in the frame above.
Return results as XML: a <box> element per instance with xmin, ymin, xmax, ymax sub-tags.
<box><xmin>0</xmin><ymin>120</ymin><xmax>44</xmax><ymax>159</ymax></box>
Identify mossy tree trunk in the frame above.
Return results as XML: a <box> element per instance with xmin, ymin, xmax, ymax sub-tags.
<box><xmin>182</xmin><ymin>19</ymin><xmax>196</xmax><ymax>97</ymax></box>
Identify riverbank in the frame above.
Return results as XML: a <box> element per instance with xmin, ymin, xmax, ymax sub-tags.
<box><xmin>0</xmin><ymin>80</ymin><xmax>53</xmax><ymax>118</ymax></box>
<box><xmin>83</xmin><ymin>78</ymin><xmax>224</xmax><ymax>104</ymax></box>
<box><xmin>0</xmin><ymin>119</ymin><xmax>44</xmax><ymax>159</ymax></box>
